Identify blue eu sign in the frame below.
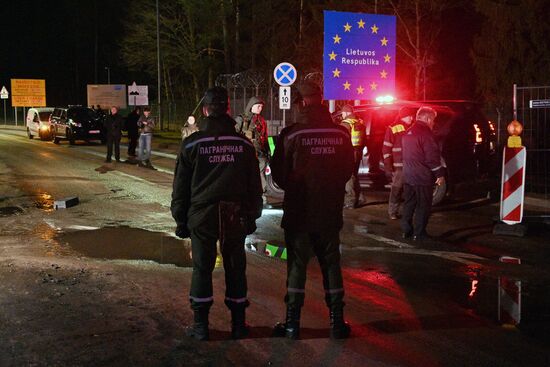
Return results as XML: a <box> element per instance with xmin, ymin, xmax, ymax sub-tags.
<box><xmin>323</xmin><ymin>11</ymin><xmax>396</xmax><ymax>101</ymax></box>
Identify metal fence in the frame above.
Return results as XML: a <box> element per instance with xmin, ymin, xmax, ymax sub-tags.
<box><xmin>215</xmin><ymin>70</ymin><xmax>324</xmax><ymax>136</ymax></box>
<box><xmin>513</xmin><ymin>85</ymin><xmax>550</xmax><ymax>216</ymax></box>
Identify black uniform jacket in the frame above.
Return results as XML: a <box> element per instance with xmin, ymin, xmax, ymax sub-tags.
<box><xmin>171</xmin><ymin>114</ymin><xmax>263</xmax><ymax>231</ymax></box>
<box><xmin>271</xmin><ymin>104</ymin><xmax>355</xmax><ymax>232</ymax></box>
<box><xmin>104</xmin><ymin>113</ymin><xmax>124</xmax><ymax>138</ymax></box>
<box><xmin>402</xmin><ymin>120</ymin><xmax>445</xmax><ymax>186</ymax></box>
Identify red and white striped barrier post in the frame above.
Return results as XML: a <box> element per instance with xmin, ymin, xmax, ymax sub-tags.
<box><xmin>498</xmin><ymin>256</ymin><xmax>521</xmax><ymax>327</ymax></box>
<box><xmin>499</xmin><ymin>120</ymin><xmax>526</xmax><ymax>225</ymax></box>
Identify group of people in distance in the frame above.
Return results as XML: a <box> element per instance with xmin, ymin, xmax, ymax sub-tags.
<box><xmin>100</xmin><ymin>105</ymin><xmax>156</xmax><ymax>168</ymax></box>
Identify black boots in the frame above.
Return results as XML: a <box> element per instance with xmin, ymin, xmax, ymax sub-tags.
<box><xmin>230</xmin><ymin>307</ymin><xmax>249</xmax><ymax>340</ymax></box>
<box><xmin>330</xmin><ymin>306</ymin><xmax>351</xmax><ymax>339</ymax></box>
<box><xmin>186</xmin><ymin>308</ymin><xmax>209</xmax><ymax>341</ymax></box>
<box><xmin>273</xmin><ymin>306</ymin><xmax>301</xmax><ymax>339</ymax></box>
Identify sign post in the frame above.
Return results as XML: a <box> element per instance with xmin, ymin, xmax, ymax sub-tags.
<box><xmin>273</xmin><ymin>62</ymin><xmax>297</xmax><ymax>127</ymax></box>
<box><xmin>0</xmin><ymin>86</ymin><xmax>8</xmax><ymax>125</ymax></box>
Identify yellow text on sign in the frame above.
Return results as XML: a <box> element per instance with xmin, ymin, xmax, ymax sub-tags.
<box><xmin>11</xmin><ymin>79</ymin><xmax>46</xmax><ymax>97</ymax></box>
<box><xmin>12</xmin><ymin>95</ymin><xmax>46</xmax><ymax>107</ymax></box>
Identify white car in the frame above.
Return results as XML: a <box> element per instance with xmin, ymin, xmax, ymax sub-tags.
<box><xmin>26</xmin><ymin>107</ymin><xmax>54</xmax><ymax>140</ymax></box>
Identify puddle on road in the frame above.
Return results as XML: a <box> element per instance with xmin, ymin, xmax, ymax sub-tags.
<box><xmin>432</xmin><ymin>264</ymin><xmax>550</xmax><ymax>342</ymax></box>
<box><xmin>55</xmin><ymin>227</ymin><xmax>193</xmax><ymax>267</ymax></box>
<box><xmin>0</xmin><ymin>206</ymin><xmax>24</xmax><ymax>217</ymax></box>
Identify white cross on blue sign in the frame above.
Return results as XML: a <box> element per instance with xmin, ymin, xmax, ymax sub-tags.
<box><xmin>274</xmin><ymin>62</ymin><xmax>297</xmax><ymax>87</ymax></box>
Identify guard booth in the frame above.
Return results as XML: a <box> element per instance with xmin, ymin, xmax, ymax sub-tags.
<box><xmin>513</xmin><ymin>84</ymin><xmax>550</xmax><ymax>218</ymax></box>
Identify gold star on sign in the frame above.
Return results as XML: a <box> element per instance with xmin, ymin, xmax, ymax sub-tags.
<box><xmin>333</xmin><ymin>34</ymin><xmax>342</xmax><ymax>44</ymax></box>
<box><xmin>384</xmin><ymin>54</ymin><xmax>391</xmax><ymax>63</ymax></box>
<box><xmin>370</xmin><ymin>82</ymin><xmax>378</xmax><ymax>90</ymax></box>
<box><xmin>371</xmin><ymin>24</ymin><xmax>379</xmax><ymax>34</ymax></box>
<box><xmin>344</xmin><ymin>23</ymin><xmax>352</xmax><ymax>32</ymax></box>
<box><xmin>357</xmin><ymin>19</ymin><xmax>365</xmax><ymax>29</ymax></box>
<box><xmin>328</xmin><ymin>51</ymin><xmax>337</xmax><ymax>61</ymax></box>
<box><xmin>356</xmin><ymin>85</ymin><xmax>365</xmax><ymax>95</ymax></box>
<box><xmin>332</xmin><ymin>68</ymin><xmax>341</xmax><ymax>78</ymax></box>
<box><xmin>343</xmin><ymin>81</ymin><xmax>351</xmax><ymax>90</ymax></box>
<box><xmin>380</xmin><ymin>70</ymin><xmax>388</xmax><ymax>79</ymax></box>
<box><xmin>381</xmin><ymin>37</ymin><xmax>388</xmax><ymax>46</ymax></box>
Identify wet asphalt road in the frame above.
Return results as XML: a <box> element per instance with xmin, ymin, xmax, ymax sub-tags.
<box><xmin>1</xmin><ymin>128</ymin><xmax>550</xmax><ymax>366</ymax></box>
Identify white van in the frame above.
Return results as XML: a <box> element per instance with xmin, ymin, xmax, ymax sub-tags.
<box><xmin>26</xmin><ymin>107</ymin><xmax>54</xmax><ymax>140</ymax></box>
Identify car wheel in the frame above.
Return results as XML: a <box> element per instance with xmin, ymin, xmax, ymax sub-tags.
<box><xmin>432</xmin><ymin>180</ymin><xmax>447</xmax><ymax>206</ymax></box>
<box><xmin>67</xmin><ymin>129</ymin><xmax>75</xmax><ymax>145</ymax></box>
<box><xmin>27</xmin><ymin>128</ymin><xmax>34</xmax><ymax>139</ymax></box>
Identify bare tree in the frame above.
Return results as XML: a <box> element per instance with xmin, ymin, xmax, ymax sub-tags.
<box><xmin>386</xmin><ymin>0</ymin><xmax>460</xmax><ymax>99</ymax></box>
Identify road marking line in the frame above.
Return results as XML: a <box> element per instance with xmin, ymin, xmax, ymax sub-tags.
<box><xmin>353</xmin><ymin>225</ymin><xmax>413</xmax><ymax>249</ymax></box>
<box><xmin>345</xmin><ymin>246</ymin><xmax>484</xmax><ymax>266</ymax></box>
<box><xmin>79</xmin><ymin>148</ymin><xmax>174</xmax><ymax>175</ymax></box>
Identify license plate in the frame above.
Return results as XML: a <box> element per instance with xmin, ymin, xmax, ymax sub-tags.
<box><xmin>89</xmin><ymin>130</ymin><xmax>100</xmax><ymax>134</ymax></box>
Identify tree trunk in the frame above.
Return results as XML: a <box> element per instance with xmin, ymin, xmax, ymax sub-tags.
<box><xmin>234</xmin><ymin>0</ymin><xmax>240</xmax><ymax>72</ymax></box>
<box><xmin>414</xmin><ymin>1</ymin><xmax>421</xmax><ymax>99</ymax></box>
<box><xmin>221</xmin><ymin>0</ymin><xmax>231</xmax><ymax>73</ymax></box>
<box><xmin>208</xmin><ymin>42</ymin><xmax>214</xmax><ymax>87</ymax></box>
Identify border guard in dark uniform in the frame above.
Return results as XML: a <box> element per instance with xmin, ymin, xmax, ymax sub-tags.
<box><xmin>401</xmin><ymin>106</ymin><xmax>445</xmax><ymax>240</ymax></box>
<box><xmin>271</xmin><ymin>82</ymin><xmax>355</xmax><ymax>339</ymax></box>
<box><xmin>383</xmin><ymin>106</ymin><xmax>416</xmax><ymax>219</ymax></box>
<box><xmin>171</xmin><ymin>87</ymin><xmax>263</xmax><ymax>341</ymax></box>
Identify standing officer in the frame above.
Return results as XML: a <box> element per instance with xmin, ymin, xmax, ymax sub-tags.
<box><xmin>103</xmin><ymin>106</ymin><xmax>124</xmax><ymax>163</ymax></box>
<box><xmin>340</xmin><ymin>105</ymin><xmax>366</xmax><ymax>208</ymax></box>
<box><xmin>171</xmin><ymin>87</ymin><xmax>263</xmax><ymax>341</ymax></box>
<box><xmin>383</xmin><ymin>106</ymin><xmax>417</xmax><ymax>220</ymax></box>
<box><xmin>270</xmin><ymin>82</ymin><xmax>355</xmax><ymax>340</ymax></box>
<box><xmin>401</xmin><ymin>106</ymin><xmax>445</xmax><ymax>240</ymax></box>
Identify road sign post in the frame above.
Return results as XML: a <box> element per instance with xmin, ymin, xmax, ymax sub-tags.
<box><xmin>274</xmin><ymin>63</ymin><xmax>297</xmax><ymax>127</ymax></box>
<box><xmin>1</xmin><ymin>86</ymin><xmax>9</xmax><ymax>125</ymax></box>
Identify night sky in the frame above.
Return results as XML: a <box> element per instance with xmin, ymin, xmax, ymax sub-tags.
<box><xmin>1</xmin><ymin>1</ymin><xmax>480</xmax><ymax>107</ymax></box>
<box><xmin>2</xmin><ymin>0</ymin><xmax>136</xmax><ymax>106</ymax></box>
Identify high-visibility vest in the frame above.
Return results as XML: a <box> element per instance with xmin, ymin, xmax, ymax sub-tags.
<box><xmin>344</xmin><ymin>118</ymin><xmax>366</xmax><ymax>147</ymax></box>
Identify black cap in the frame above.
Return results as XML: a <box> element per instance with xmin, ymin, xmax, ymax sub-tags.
<box><xmin>297</xmin><ymin>81</ymin><xmax>321</xmax><ymax>97</ymax></box>
<box><xmin>203</xmin><ymin>86</ymin><xmax>229</xmax><ymax>105</ymax></box>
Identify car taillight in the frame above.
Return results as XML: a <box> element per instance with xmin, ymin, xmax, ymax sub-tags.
<box><xmin>473</xmin><ymin>124</ymin><xmax>483</xmax><ymax>143</ymax></box>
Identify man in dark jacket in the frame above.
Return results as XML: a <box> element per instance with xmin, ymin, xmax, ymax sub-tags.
<box><xmin>103</xmin><ymin>106</ymin><xmax>124</xmax><ymax>163</ymax></box>
<box><xmin>171</xmin><ymin>87</ymin><xmax>263</xmax><ymax>341</ymax></box>
<box><xmin>125</xmin><ymin>107</ymin><xmax>141</xmax><ymax>158</ymax></box>
<box><xmin>235</xmin><ymin>96</ymin><xmax>270</xmax><ymax>205</ymax></box>
<box><xmin>383</xmin><ymin>106</ymin><xmax>416</xmax><ymax>219</ymax></box>
<box><xmin>401</xmin><ymin>106</ymin><xmax>445</xmax><ymax>240</ymax></box>
<box><xmin>270</xmin><ymin>82</ymin><xmax>354</xmax><ymax>340</ymax></box>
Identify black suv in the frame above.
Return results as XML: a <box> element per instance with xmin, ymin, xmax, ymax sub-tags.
<box><xmin>332</xmin><ymin>100</ymin><xmax>498</xmax><ymax>204</ymax></box>
<box><xmin>50</xmin><ymin>106</ymin><xmax>105</xmax><ymax>145</ymax></box>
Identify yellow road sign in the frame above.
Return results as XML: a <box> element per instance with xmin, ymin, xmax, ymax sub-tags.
<box><xmin>11</xmin><ymin>79</ymin><xmax>46</xmax><ymax>106</ymax></box>
<box><xmin>12</xmin><ymin>95</ymin><xmax>46</xmax><ymax>107</ymax></box>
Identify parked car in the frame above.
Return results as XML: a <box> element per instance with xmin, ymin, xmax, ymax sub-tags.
<box><xmin>50</xmin><ymin>106</ymin><xmax>105</xmax><ymax>145</ymax></box>
<box><xmin>26</xmin><ymin>107</ymin><xmax>54</xmax><ymax>140</ymax></box>
<box><xmin>332</xmin><ymin>100</ymin><xmax>498</xmax><ymax>205</ymax></box>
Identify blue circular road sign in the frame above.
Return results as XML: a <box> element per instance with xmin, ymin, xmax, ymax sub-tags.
<box><xmin>274</xmin><ymin>62</ymin><xmax>297</xmax><ymax>87</ymax></box>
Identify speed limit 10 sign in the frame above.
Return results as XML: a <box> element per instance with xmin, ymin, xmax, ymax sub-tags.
<box><xmin>279</xmin><ymin>86</ymin><xmax>291</xmax><ymax>110</ymax></box>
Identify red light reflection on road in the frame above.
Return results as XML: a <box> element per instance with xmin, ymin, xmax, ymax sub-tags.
<box><xmin>340</xmin><ymin>268</ymin><xmax>439</xmax><ymax>366</ymax></box>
